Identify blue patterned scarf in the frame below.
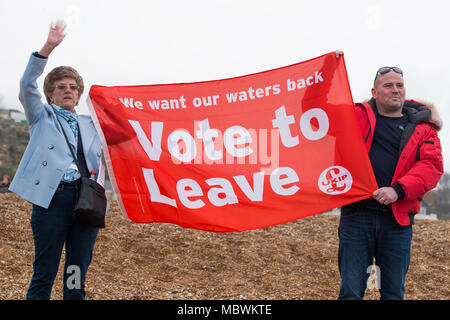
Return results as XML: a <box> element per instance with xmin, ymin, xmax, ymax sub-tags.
<box><xmin>52</xmin><ymin>105</ymin><xmax>80</xmax><ymax>182</ymax></box>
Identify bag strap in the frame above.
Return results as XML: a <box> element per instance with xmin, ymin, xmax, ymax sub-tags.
<box><xmin>55</xmin><ymin>115</ymin><xmax>83</xmax><ymax>175</ymax></box>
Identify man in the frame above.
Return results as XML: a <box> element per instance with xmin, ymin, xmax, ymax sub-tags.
<box><xmin>0</xmin><ymin>175</ymin><xmax>11</xmax><ymax>193</ymax></box>
<box><xmin>336</xmin><ymin>54</ymin><xmax>443</xmax><ymax>299</ymax></box>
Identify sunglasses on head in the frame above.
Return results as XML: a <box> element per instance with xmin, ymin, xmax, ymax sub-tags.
<box><xmin>56</xmin><ymin>84</ymin><xmax>78</xmax><ymax>91</ymax></box>
<box><xmin>374</xmin><ymin>66</ymin><xmax>403</xmax><ymax>83</ymax></box>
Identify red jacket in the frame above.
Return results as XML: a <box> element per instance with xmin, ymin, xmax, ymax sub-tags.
<box><xmin>355</xmin><ymin>98</ymin><xmax>443</xmax><ymax>226</ymax></box>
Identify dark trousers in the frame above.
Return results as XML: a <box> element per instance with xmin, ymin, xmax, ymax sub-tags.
<box><xmin>26</xmin><ymin>184</ymin><xmax>98</xmax><ymax>300</ymax></box>
<box><xmin>338</xmin><ymin>206</ymin><xmax>412</xmax><ymax>300</ymax></box>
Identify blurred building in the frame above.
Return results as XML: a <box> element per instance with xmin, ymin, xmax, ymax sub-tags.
<box><xmin>0</xmin><ymin>108</ymin><xmax>27</xmax><ymax>124</ymax></box>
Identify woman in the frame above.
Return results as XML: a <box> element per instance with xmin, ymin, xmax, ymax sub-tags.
<box><xmin>9</xmin><ymin>20</ymin><xmax>104</xmax><ymax>300</ymax></box>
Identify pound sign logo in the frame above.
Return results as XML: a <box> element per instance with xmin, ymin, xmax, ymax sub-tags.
<box><xmin>318</xmin><ymin>166</ymin><xmax>352</xmax><ymax>195</ymax></box>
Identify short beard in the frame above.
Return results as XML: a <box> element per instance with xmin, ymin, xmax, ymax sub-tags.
<box><xmin>380</xmin><ymin>100</ymin><xmax>404</xmax><ymax>115</ymax></box>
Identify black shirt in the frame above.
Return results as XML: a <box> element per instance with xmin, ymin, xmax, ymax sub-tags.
<box><xmin>348</xmin><ymin>112</ymin><xmax>408</xmax><ymax>210</ymax></box>
<box><xmin>369</xmin><ymin>113</ymin><xmax>408</xmax><ymax>188</ymax></box>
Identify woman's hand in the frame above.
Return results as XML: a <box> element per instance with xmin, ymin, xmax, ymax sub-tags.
<box><xmin>38</xmin><ymin>20</ymin><xmax>67</xmax><ymax>57</ymax></box>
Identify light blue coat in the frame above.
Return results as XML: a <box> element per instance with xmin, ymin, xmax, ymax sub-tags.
<box><xmin>9</xmin><ymin>54</ymin><xmax>103</xmax><ymax>209</ymax></box>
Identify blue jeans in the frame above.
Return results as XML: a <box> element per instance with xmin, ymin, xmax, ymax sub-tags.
<box><xmin>26</xmin><ymin>184</ymin><xmax>98</xmax><ymax>300</ymax></box>
<box><xmin>338</xmin><ymin>206</ymin><xmax>412</xmax><ymax>300</ymax></box>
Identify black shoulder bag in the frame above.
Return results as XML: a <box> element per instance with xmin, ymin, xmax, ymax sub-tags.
<box><xmin>57</xmin><ymin>117</ymin><xmax>107</xmax><ymax>228</ymax></box>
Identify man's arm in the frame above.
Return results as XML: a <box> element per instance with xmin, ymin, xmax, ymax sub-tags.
<box><xmin>374</xmin><ymin>127</ymin><xmax>443</xmax><ymax>205</ymax></box>
<box><xmin>395</xmin><ymin>128</ymin><xmax>443</xmax><ymax>200</ymax></box>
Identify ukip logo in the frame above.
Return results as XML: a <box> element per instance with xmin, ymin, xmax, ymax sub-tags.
<box><xmin>318</xmin><ymin>166</ymin><xmax>353</xmax><ymax>195</ymax></box>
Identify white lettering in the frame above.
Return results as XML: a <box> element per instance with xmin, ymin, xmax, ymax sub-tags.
<box><xmin>129</xmin><ymin>120</ymin><xmax>163</xmax><ymax>161</ymax></box>
<box><xmin>233</xmin><ymin>171</ymin><xmax>265</xmax><ymax>202</ymax></box>
<box><xmin>118</xmin><ymin>97</ymin><xmax>143</xmax><ymax>109</ymax></box>
<box><xmin>141</xmin><ymin>167</ymin><xmax>301</xmax><ymax>209</ymax></box>
<box><xmin>225</xmin><ymin>85</ymin><xmax>281</xmax><ymax>103</ymax></box>
<box><xmin>224</xmin><ymin>126</ymin><xmax>253</xmax><ymax>157</ymax></box>
<box><xmin>225</xmin><ymin>92</ymin><xmax>238</xmax><ymax>103</ymax></box>
<box><xmin>300</xmin><ymin>108</ymin><xmax>329</xmax><ymax>141</ymax></box>
<box><xmin>195</xmin><ymin>119</ymin><xmax>222</xmax><ymax>161</ymax></box>
<box><xmin>148</xmin><ymin>96</ymin><xmax>187</xmax><ymax>110</ymax></box>
<box><xmin>177</xmin><ymin>179</ymin><xmax>205</xmax><ymax>209</ymax></box>
<box><xmin>221</xmin><ymin>304</ymin><xmax>272</xmax><ymax>315</ymax></box>
<box><xmin>286</xmin><ymin>71</ymin><xmax>324</xmax><ymax>91</ymax></box>
<box><xmin>66</xmin><ymin>265</ymin><xmax>81</xmax><ymax>290</ymax></box>
<box><xmin>272</xmin><ymin>105</ymin><xmax>298</xmax><ymax>148</ymax></box>
<box><xmin>205</xmin><ymin>177</ymin><xmax>239</xmax><ymax>207</ymax></box>
<box><xmin>270</xmin><ymin>167</ymin><xmax>300</xmax><ymax>196</ymax></box>
<box><xmin>193</xmin><ymin>95</ymin><xmax>220</xmax><ymax>107</ymax></box>
<box><xmin>315</xmin><ymin>71</ymin><xmax>324</xmax><ymax>83</ymax></box>
<box><xmin>148</xmin><ymin>100</ymin><xmax>160</xmax><ymax>110</ymax></box>
<box><xmin>177</xmin><ymin>304</ymin><xmax>211</xmax><ymax>317</ymax></box>
<box><xmin>142</xmin><ymin>168</ymin><xmax>177</xmax><ymax>207</ymax></box>
<box><xmin>168</xmin><ymin>130</ymin><xmax>197</xmax><ymax>163</ymax></box>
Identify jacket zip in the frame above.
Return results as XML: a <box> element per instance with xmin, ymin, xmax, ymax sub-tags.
<box><xmin>364</xmin><ymin>127</ymin><xmax>371</xmax><ymax>143</ymax></box>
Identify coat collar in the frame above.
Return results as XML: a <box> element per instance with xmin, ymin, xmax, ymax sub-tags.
<box><xmin>45</xmin><ymin>103</ymin><xmax>95</xmax><ymax>153</ymax></box>
<box><xmin>368</xmin><ymin>98</ymin><xmax>439</xmax><ymax>129</ymax></box>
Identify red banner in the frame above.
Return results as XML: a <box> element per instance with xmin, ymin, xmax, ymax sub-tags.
<box><xmin>88</xmin><ymin>52</ymin><xmax>377</xmax><ymax>232</ymax></box>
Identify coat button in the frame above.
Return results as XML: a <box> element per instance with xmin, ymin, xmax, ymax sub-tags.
<box><xmin>48</xmin><ymin>144</ymin><xmax>54</xmax><ymax>150</ymax></box>
<box><xmin>34</xmin><ymin>180</ymin><xmax>40</xmax><ymax>185</ymax></box>
<box><xmin>42</xmin><ymin>161</ymin><xmax>47</xmax><ymax>166</ymax></box>
<box><xmin>97</xmin><ymin>152</ymin><xmax>101</xmax><ymax>157</ymax></box>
